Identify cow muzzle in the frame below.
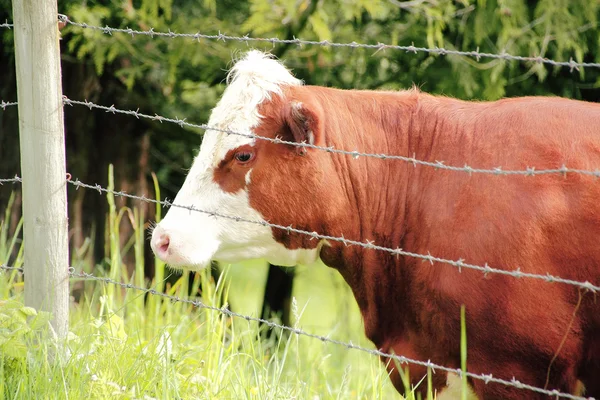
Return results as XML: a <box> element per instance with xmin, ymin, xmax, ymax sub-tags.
<box><xmin>150</xmin><ymin>224</ymin><xmax>220</xmax><ymax>270</ymax></box>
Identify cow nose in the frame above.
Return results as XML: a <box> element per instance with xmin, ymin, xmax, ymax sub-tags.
<box><xmin>151</xmin><ymin>227</ymin><xmax>171</xmax><ymax>258</ymax></box>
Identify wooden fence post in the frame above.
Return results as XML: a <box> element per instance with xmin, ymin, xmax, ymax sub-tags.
<box><xmin>12</xmin><ymin>0</ymin><xmax>69</xmax><ymax>342</ymax></box>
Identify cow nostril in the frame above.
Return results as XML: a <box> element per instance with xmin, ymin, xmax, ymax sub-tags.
<box><xmin>152</xmin><ymin>230</ymin><xmax>171</xmax><ymax>256</ymax></box>
<box><xmin>158</xmin><ymin>234</ymin><xmax>170</xmax><ymax>254</ymax></box>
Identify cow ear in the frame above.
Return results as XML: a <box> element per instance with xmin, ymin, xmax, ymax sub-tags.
<box><xmin>282</xmin><ymin>100</ymin><xmax>321</xmax><ymax>156</ymax></box>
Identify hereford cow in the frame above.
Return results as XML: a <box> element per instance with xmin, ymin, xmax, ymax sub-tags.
<box><xmin>150</xmin><ymin>50</ymin><xmax>600</xmax><ymax>399</ymax></box>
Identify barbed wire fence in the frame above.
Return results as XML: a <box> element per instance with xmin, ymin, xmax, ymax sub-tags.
<box><xmin>54</xmin><ymin>14</ymin><xmax>600</xmax><ymax>71</ymax></box>
<box><xmin>2</xmin><ymin>146</ymin><xmax>600</xmax><ymax>292</ymax></box>
<box><xmin>0</xmin><ymin>263</ymin><xmax>591</xmax><ymax>400</ymax></box>
<box><xmin>7</xmin><ymin>95</ymin><xmax>600</xmax><ymax>179</ymax></box>
<box><xmin>1</xmin><ymin>7</ymin><xmax>599</xmax><ymax>400</ymax></box>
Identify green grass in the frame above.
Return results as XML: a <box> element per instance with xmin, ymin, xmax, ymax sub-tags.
<box><xmin>0</xmin><ymin>189</ymin><xmax>398</xmax><ymax>399</ymax></box>
<box><xmin>0</xmin><ymin>255</ymin><xmax>396</xmax><ymax>400</ymax></box>
<box><xmin>0</xmin><ymin>169</ymin><xmax>477</xmax><ymax>399</ymax></box>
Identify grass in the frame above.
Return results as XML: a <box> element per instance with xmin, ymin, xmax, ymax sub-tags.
<box><xmin>0</xmin><ymin>249</ymin><xmax>394</xmax><ymax>400</ymax></box>
<box><xmin>0</xmin><ymin>182</ymin><xmax>398</xmax><ymax>399</ymax></box>
<box><xmin>0</xmin><ymin>169</ymin><xmax>476</xmax><ymax>400</ymax></box>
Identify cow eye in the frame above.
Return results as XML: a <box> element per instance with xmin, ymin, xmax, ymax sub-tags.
<box><xmin>234</xmin><ymin>151</ymin><xmax>254</xmax><ymax>163</ymax></box>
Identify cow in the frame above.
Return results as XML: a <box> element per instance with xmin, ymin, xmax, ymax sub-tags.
<box><xmin>150</xmin><ymin>50</ymin><xmax>600</xmax><ymax>399</ymax></box>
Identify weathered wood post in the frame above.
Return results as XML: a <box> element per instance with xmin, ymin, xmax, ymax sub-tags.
<box><xmin>12</xmin><ymin>0</ymin><xmax>69</xmax><ymax>341</ymax></box>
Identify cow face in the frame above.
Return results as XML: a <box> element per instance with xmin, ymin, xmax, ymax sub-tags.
<box><xmin>150</xmin><ymin>50</ymin><xmax>331</xmax><ymax>271</ymax></box>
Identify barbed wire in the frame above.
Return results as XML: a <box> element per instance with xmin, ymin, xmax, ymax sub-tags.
<box><xmin>3</xmin><ymin>13</ymin><xmax>600</xmax><ymax>72</ymax></box>
<box><xmin>56</xmin><ymin>14</ymin><xmax>600</xmax><ymax>72</ymax></box>
<box><xmin>0</xmin><ymin>264</ymin><xmax>23</xmax><ymax>273</ymax></box>
<box><xmin>0</xmin><ymin>263</ymin><xmax>592</xmax><ymax>400</ymax></box>
<box><xmin>0</xmin><ymin>176</ymin><xmax>22</xmax><ymax>185</ymax></box>
<box><xmin>5</xmin><ymin>95</ymin><xmax>600</xmax><ymax>291</ymax></box>
<box><xmin>62</xmin><ymin>96</ymin><xmax>600</xmax><ymax>179</ymax></box>
<box><xmin>1</xmin><ymin>100</ymin><xmax>18</xmax><ymax>110</ymax></box>
<box><xmin>61</xmin><ymin>175</ymin><xmax>600</xmax><ymax>293</ymax></box>
<box><xmin>1</xmin><ymin>9</ymin><xmax>597</xmax><ymax>400</ymax></box>
<box><xmin>2</xmin><ymin>161</ymin><xmax>599</xmax><ymax>293</ymax></box>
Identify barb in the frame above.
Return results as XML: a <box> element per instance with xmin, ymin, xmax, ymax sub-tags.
<box><xmin>62</xmin><ymin>96</ymin><xmax>600</xmax><ymax>179</ymax></box>
<box><xmin>56</xmin><ymin>14</ymin><xmax>600</xmax><ymax>71</ymax></box>
<box><xmin>0</xmin><ymin>264</ymin><xmax>23</xmax><ymax>273</ymax></box>
<box><xmin>0</xmin><ymin>262</ymin><xmax>592</xmax><ymax>399</ymax></box>
<box><xmin>1</xmin><ymin>100</ymin><xmax>18</xmax><ymax>110</ymax></box>
<box><xmin>0</xmin><ymin>21</ymin><xmax>12</xmax><ymax>29</ymax></box>
<box><xmin>65</xmin><ymin>176</ymin><xmax>600</xmax><ymax>293</ymax></box>
<box><xmin>0</xmin><ymin>176</ymin><xmax>22</xmax><ymax>185</ymax></box>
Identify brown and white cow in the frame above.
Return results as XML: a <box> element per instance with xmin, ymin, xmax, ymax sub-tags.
<box><xmin>151</xmin><ymin>50</ymin><xmax>600</xmax><ymax>399</ymax></box>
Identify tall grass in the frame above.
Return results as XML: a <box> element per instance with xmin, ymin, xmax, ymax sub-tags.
<box><xmin>0</xmin><ymin>166</ymin><xmax>478</xmax><ymax>399</ymax></box>
<box><xmin>0</xmin><ymin>192</ymin><xmax>23</xmax><ymax>298</ymax></box>
<box><xmin>0</xmin><ymin>168</ymin><xmax>400</xmax><ymax>399</ymax></box>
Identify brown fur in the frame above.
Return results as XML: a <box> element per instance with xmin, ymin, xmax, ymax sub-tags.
<box><xmin>214</xmin><ymin>85</ymin><xmax>600</xmax><ymax>399</ymax></box>
<box><xmin>214</xmin><ymin>144</ymin><xmax>256</xmax><ymax>193</ymax></box>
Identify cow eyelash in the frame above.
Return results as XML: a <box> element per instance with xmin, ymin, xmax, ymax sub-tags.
<box><xmin>234</xmin><ymin>151</ymin><xmax>254</xmax><ymax>163</ymax></box>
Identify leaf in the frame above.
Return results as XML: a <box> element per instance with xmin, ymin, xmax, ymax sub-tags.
<box><xmin>483</xmin><ymin>76</ymin><xmax>507</xmax><ymax>100</ymax></box>
<box><xmin>308</xmin><ymin>10</ymin><xmax>332</xmax><ymax>42</ymax></box>
<box><xmin>361</xmin><ymin>0</ymin><xmax>388</xmax><ymax>19</ymax></box>
<box><xmin>2</xmin><ymin>337</ymin><xmax>27</xmax><ymax>360</ymax></box>
<box><xmin>103</xmin><ymin>314</ymin><xmax>128</xmax><ymax>341</ymax></box>
<box><xmin>0</xmin><ymin>300</ymin><xmax>24</xmax><ymax>311</ymax></box>
<box><xmin>29</xmin><ymin>311</ymin><xmax>52</xmax><ymax>331</ymax></box>
<box><xmin>19</xmin><ymin>307</ymin><xmax>37</xmax><ymax>317</ymax></box>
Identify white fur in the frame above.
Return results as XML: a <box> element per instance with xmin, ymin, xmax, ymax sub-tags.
<box><xmin>151</xmin><ymin>50</ymin><xmax>322</xmax><ymax>270</ymax></box>
<box><xmin>434</xmin><ymin>372</ymin><xmax>479</xmax><ymax>400</ymax></box>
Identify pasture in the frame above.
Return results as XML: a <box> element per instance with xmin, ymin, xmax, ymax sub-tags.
<box><xmin>0</xmin><ymin>190</ymin><xmax>405</xmax><ymax>399</ymax></box>
<box><xmin>2</xmin><ymin>1</ymin><xmax>598</xmax><ymax>399</ymax></box>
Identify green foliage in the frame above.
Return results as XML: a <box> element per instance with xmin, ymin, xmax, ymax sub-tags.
<box><xmin>0</xmin><ymin>193</ymin><xmax>23</xmax><ymax>303</ymax></box>
<box><xmin>0</xmin><ymin>193</ymin><xmax>23</xmax><ymax>268</ymax></box>
<box><xmin>0</xmin><ymin>300</ymin><xmax>52</xmax><ymax>396</ymax></box>
<box><xmin>53</xmin><ymin>0</ymin><xmax>600</xmax><ymax>101</ymax></box>
<box><xmin>0</xmin><ymin>301</ymin><xmax>51</xmax><ymax>359</ymax></box>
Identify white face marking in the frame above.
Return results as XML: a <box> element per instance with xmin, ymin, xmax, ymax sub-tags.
<box><xmin>151</xmin><ymin>50</ymin><xmax>323</xmax><ymax>270</ymax></box>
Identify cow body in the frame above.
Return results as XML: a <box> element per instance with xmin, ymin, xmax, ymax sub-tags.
<box><xmin>151</xmin><ymin>51</ymin><xmax>600</xmax><ymax>399</ymax></box>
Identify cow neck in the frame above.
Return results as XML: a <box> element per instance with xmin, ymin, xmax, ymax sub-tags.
<box><xmin>315</xmin><ymin>87</ymin><xmax>424</xmax><ymax>347</ymax></box>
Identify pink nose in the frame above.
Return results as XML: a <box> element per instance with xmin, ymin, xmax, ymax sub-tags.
<box><xmin>151</xmin><ymin>228</ymin><xmax>170</xmax><ymax>258</ymax></box>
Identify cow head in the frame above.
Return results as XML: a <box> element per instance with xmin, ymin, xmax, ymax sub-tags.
<box><xmin>150</xmin><ymin>50</ymin><xmax>340</xmax><ymax>271</ymax></box>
